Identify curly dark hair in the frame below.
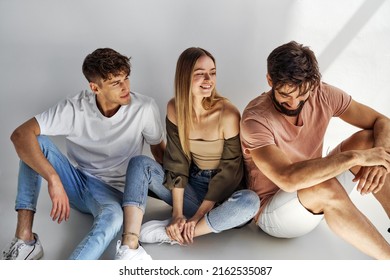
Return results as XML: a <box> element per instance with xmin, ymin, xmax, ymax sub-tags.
<box><xmin>267</xmin><ymin>41</ymin><xmax>321</xmax><ymax>94</ymax></box>
<box><xmin>82</xmin><ymin>48</ymin><xmax>131</xmax><ymax>84</ymax></box>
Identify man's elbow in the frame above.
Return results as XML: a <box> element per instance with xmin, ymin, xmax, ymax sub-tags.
<box><xmin>276</xmin><ymin>174</ymin><xmax>299</xmax><ymax>193</ymax></box>
<box><xmin>10</xmin><ymin>127</ymin><xmax>23</xmax><ymax>145</ymax></box>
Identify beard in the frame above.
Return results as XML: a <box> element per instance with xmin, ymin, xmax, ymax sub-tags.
<box><xmin>271</xmin><ymin>90</ymin><xmax>307</xmax><ymax>116</ymax></box>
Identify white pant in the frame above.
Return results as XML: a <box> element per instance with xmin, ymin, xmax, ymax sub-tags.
<box><xmin>257</xmin><ymin>169</ymin><xmax>356</xmax><ymax>238</ymax></box>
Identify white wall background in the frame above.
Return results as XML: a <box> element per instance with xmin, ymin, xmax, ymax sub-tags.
<box><xmin>0</xmin><ymin>0</ymin><xmax>389</xmax><ymax>260</ymax></box>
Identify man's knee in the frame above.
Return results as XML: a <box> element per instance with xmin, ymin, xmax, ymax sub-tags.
<box><xmin>299</xmin><ymin>179</ymin><xmax>349</xmax><ymax>214</ymax></box>
<box><xmin>127</xmin><ymin>155</ymin><xmax>154</xmax><ymax>171</ymax></box>
<box><xmin>98</xmin><ymin>204</ymin><xmax>123</xmax><ymax>231</ymax></box>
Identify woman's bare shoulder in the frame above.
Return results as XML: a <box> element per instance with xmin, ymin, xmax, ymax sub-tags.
<box><xmin>166</xmin><ymin>98</ymin><xmax>177</xmax><ymax>125</ymax></box>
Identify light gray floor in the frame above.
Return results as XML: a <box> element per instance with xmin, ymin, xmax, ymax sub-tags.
<box><xmin>1</xmin><ymin>169</ymin><xmax>389</xmax><ymax>260</ymax></box>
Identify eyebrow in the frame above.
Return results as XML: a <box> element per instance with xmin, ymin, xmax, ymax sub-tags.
<box><xmin>277</xmin><ymin>90</ymin><xmax>292</xmax><ymax>96</ymax></box>
<box><xmin>108</xmin><ymin>79</ymin><xmax>120</xmax><ymax>85</ymax></box>
<box><xmin>193</xmin><ymin>67</ymin><xmax>216</xmax><ymax>72</ymax></box>
<box><xmin>108</xmin><ymin>75</ymin><xmax>128</xmax><ymax>85</ymax></box>
<box><xmin>277</xmin><ymin>88</ymin><xmax>310</xmax><ymax>97</ymax></box>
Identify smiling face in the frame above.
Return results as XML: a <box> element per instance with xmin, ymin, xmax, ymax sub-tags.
<box><xmin>191</xmin><ymin>55</ymin><xmax>216</xmax><ymax>99</ymax></box>
<box><xmin>90</xmin><ymin>72</ymin><xmax>130</xmax><ymax>117</ymax></box>
<box><xmin>271</xmin><ymin>86</ymin><xmax>310</xmax><ymax>116</ymax></box>
<box><xmin>267</xmin><ymin>73</ymin><xmax>311</xmax><ymax>116</ymax></box>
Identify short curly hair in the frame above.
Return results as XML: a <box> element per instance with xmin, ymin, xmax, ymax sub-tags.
<box><xmin>82</xmin><ymin>48</ymin><xmax>131</xmax><ymax>84</ymax></box>
<box><xmin>267</xmin><ymin>41</ymin><xmax>321</xmax><ymax>94</ymax></box>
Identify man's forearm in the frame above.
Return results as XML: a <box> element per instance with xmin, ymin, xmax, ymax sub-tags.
<box><xmin>280</xmin><ymin>151</ymin><xmax>359</xmax><ymax>192</ymax></box>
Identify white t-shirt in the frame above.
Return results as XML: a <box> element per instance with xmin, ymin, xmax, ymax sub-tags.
<box><xmin>35</xmin><ymin>90</ymin><xmax>164</xmax><ymax>190</ymax></box>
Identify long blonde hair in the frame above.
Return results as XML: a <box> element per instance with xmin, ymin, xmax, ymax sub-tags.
<box><xmin>174</xmin><ymin>47</ymin><xmax>223</xmax><ymax>159</ymax></box>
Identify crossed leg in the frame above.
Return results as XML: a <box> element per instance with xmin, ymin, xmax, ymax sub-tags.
<box><xmin>298</xmin><ymin>130</ymin><xmax>390</xmax><ymax>259</ymax></box>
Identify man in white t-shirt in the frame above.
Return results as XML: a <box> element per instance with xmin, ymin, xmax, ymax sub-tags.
<box><xmin>2</xmin><ymin>48</ymin><xmax>165</xmax><ymax>260</ymax></box>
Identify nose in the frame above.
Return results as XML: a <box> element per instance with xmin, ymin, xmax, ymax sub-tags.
<box><xmin>204</xmin><ymin>73</ymin><xmax>210</xmax><ymax>80</ymax></box>
<box><xmin>285</xmin><ymin>98</ymin><xmax>300</xmax><ymax>109</ymax></box>
<box><xmin>122</xmin><ymin>80</ymin><xmax>130</xmax><ymax>92</ymax></box>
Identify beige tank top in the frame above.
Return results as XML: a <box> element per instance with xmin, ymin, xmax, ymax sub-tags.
<box><xmin>189</xmin><ymin>139</ymin><xmax>224</xmax><ymax>170</ymax></box>
<box><xmin>189</xmin><ymin>100</ymin><xmax>225</xmax><ymax>170</ymax></box>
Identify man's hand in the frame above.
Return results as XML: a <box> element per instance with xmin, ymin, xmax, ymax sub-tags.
<box><xmin>358</xmin><ymin>147</ymin><xmax>390</xmax><ymax>171</ymax></box>
<box><xmin>354</xmin><ymin>147</ymin><xmax>390</xmax><ymax>195</ymax></box>
<box><xmin>47</xmin><ymin>176</ymin><xmax>70</xmax><ymax>224</ymax></box>
<box><xmin>354</xmin><ymin>166</ymin><xmax>388</xmax><ymax>195</ymax></box>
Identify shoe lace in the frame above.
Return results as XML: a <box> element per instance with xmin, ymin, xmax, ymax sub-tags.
<box><xmin>116</xmin><ymin>249</ymin><xmax>125</xmax><ymax>258</ymax></box>
<box><xmin>3</xmin><ymin>240</ymin><xmax>24</xmax><ymax>260</ymax></box>
<box><xmin>156</xmin><ymin>233</ymin><xmax>180</xmax><ymax>246</ymax></box>
<box><xmin>115</xmin><ymin>240</ymin><xmax>125</xmax><ymax>257</ymax></box>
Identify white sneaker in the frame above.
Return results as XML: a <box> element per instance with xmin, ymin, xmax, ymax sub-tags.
<box><xmin>139</xmin><ymin>219</ymin><xmax>178</xmax><ymax>245</ymax></box>
<box><xmin>2</xmin><ymin>233</ymin><xmax>43</xmax><ymax>260</ymax></box>
<box><xmin>114</xmin><ymin>240</ymin><xmax>152</xmax><ymax>260</ymax></box>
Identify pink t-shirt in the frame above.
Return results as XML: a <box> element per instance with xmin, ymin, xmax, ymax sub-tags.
<box><xmin>240</xmin><ymin>83</ymin><xmax>352</xmax><ymax>218</ymax></box>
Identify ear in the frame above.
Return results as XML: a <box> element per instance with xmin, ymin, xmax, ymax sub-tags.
<box><xmin>266</xmin><ymin>73</ymin><xmax>273</xmax><ymax>87</ymax></box>
<box><xmin>89</xmin><ymin>82</ymin><xmax>99</xmax><ymax>94</ymax></box>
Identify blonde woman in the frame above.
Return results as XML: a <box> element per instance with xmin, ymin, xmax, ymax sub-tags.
<box><xmin>137</xmin><ymin>48</ymin><xmax>260</xmax><ymax>248</ymax></box>
<box><xmin>116</xmin><ymin>48</ymin><xmax>259</xmax><ymax>257</ymax></box>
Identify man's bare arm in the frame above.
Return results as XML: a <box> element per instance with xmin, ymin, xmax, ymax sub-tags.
<box><xmin>251</xmin><ymin>99</ymin><xmax>390</xmax><ymax>193</ymax></box>
<box><xmin>150</xmin><ymin>141</ymin><xmax>166</xmax><ymax>164</ymax></box>
<box><xmin>251</xmin><ymin>144</ymin><xmax>390</xmax><ymax>193</ymax></box>
<box><xmin>11</xmin><ymin>118</ymin><xmax>70</xmax><ymax>223</ymax></box>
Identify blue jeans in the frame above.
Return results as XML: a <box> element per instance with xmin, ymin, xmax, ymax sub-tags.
<box><xmin>123</xmin><ymin>155</ymin><xmax>260</xmax><ymax>233</ymax></box>
<box><xmin>15</xmin><ymin>136</ymin><xmax>125</xmax><ymax>260</ymax></box>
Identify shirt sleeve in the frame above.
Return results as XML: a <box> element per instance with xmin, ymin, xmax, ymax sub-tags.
<box><xmin>34</xmin><ymin>98</ymin><xmax>75</xmax><ymax>136</ymax></box>
<box><xmin>240</xmin><ymin>115</ymin><xmax>275</xmax><ymax>155</ymax></box>
<box><xmin>320</xmin><ymin>83</ymin><xmax>352</xmax><ymax>117</ymax></box>
<box><xmin>204</xmin><ymin>135</ymin><xmax>244</xmax><ymax>202</ymax></box>
<box><xmin>163</xmin><ymin>117</ymin><xmax>190</xmax><ymax>189</ymax></box>
<box><xmin>142</xmin><ymin>98</ymin><xmax>165</xmax><ymax>145</ymax></box>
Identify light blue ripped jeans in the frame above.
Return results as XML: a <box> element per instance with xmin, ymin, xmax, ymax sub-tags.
<box><xmin>123</xmin><ymin>155</ymin><xmax>260</xmax><ymax>233</ymax></box>
<box><xmin>15</xmin><ymin>136</ymin><xmax>125</xmax><ymax>260</ymax></box>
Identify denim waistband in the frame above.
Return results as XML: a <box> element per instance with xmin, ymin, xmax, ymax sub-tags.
<box><xmin>190</xmin><ymin>164</ymin><xmax>219</xmax><ymax>178</ymax></box>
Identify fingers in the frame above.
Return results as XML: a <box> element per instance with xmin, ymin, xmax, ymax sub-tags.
<box><xmin>48</xmin><ymin>181</ymin><xmax>70</xmax><ymax>224</ymax></box>
<box><xmin>183</xmin><ymin>223</ymin><xmax>195</xmax><ymax>244</ymax></box>
<box><xmin>166</xmin><ymin>218</ymin><xmax>197</xmax><ymax>245</ymax></box>
<box><xmin>353</xmin><ymin>168</ymin><xmax>363</xmax><ymax>182</ymax></box>
<box><xmin>58</xmin><ymin>200</ymin><xmax>70</xmax><ymax>223</ymax></box>
<box><xmin>356</xmin><ymin>166</ymin><xmax>387</xmax><ymax>195</ymax></box>
<box><xmin>50</xmin><ymin>198</ymin><xmax>70</xmax><ymax>224</ymax></box>
<box><xmin>166</xmin><ymin>219</ymin><xmax>185</xmax><ymax>244</ymax></box>
<box><xmin>356</xmin><ymin>167</ymin><xmax>369</xmax><ymax>193</ymax></box>
<box><xmin>359</xmin><ymin>169</ymin><xmax>376</xmax><ymax>195</ymax></box>
<box><xmin>50</xmin><ymin>201</ymin><xmax>58</xmax><ymax>221</ymax></box>
<box><xmin>372</xmin><ymin>174</ymin><xmax>386</xmax><ymax>194</ymax></box>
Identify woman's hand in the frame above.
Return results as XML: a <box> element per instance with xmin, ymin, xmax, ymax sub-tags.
<box><xmin>166</xmin><ymin>215</ymin><xmax>187</xmax><ymax>244</ymax></box>
<box><xmin>182</xmin><ymin>217</ymin><xmax>200</xmax><ymax>244</ymax></box>
<box><xmin>182</xmin><ymin>200</ymin><xmax>216</xmax><ymax>244</ymax></box>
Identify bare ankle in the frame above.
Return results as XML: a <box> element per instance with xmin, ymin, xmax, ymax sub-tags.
<box><xmin>122</xmin><ymin>232</ymin><xmax>139</xmax><ymax>249</ymax></box>
<box><xmin>16</xmin><ymin>209</ymin><xmax>35</xmax><ymax>241</ymax></box>
<box><xmin>15</xmin><ymin>230</ymin><xmax>34</xmax><ymax>242</ymax></box>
